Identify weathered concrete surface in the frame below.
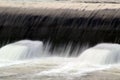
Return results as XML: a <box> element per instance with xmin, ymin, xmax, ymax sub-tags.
<box><xmin>0</xmin><ymin>2</ymin><xmax>119</xmax><ymax>46</ymax></box>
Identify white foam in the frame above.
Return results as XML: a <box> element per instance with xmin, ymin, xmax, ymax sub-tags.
<box><xmin>0</xmin><ymin>42</ymin><xmax>120</xmax><ymax>78</ymax></box>
<box><xmin>36</xmin><ymin>58</ymin><xmax>114</xmax><ymax>77</ymax></box>
<box><xmin>0</xmin><ymin>40</ymin><xmax>43</xmax><ymax>61</ymax></box>
<box><xmin>79</xmin><ymin>43</ymin><xmax>120</xmax><ymax>64</ymax></box>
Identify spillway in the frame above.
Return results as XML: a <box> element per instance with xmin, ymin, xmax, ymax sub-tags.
<box><xmin>0</xmin><ymin>2</ymin><xmax>119</xmax><ymax>47</ymax></box>
<box><xmin>0</xmin><ymin>40</ymin><xmax>120</xmax><ymax>64</ymax></box>
<box><xmin>0</xmin><ymin>40</ymin><xmax>119</xmax><ymax>79</ymax></box>
<box><xmin>0</xmin><ymin>1</ymin><xmax>119</xmax><ymax>80</ymax></box>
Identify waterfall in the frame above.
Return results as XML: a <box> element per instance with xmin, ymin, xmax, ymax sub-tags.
<box><xmin>79</xmin><ymin>43</ymin><xmax>120</xmax><ymax>65</ymax></box>
<box><xmin>0</xmin><ymin>40</ymin><xmax>89</xmax><ymax>60</ymax></box>
<box><xmin>0</xmin><ymin>1</ymin><xmax>119</xmax><ymax>79</ymax></box>
<box><xmin>0</xmin><ymin>40</ymin><xmax>120</xmax><ymax>65</ymax></box>
<box><xmin>0</xmin><ymin>40</ymin><xmax>120</xmax><ymax>79</ymax></box>
<box><xmin>0</xmin><ymin>40</ymin><xmax>43</xmax><ymax>61</ymax></box>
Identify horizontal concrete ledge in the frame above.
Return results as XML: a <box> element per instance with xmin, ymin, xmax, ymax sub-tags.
<box><xmin>0</xmin><ymin>2</ymin><xmax>120</xmax><ymax>46</ymax></box>
<box><xmin>0</xmin><ymin>2</ymin><xmax>120</xmax><ymax>18</ymax></box>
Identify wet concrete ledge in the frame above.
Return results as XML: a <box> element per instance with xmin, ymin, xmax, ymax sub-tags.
<box><xmin>0</xmin><ymin>2</ymin><xmax>120</xmax><ymax>46</ymax></box>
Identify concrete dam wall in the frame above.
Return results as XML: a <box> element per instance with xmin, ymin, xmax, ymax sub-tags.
<box><xmin>0</xmin><ymin>2</ymin><xmax>120</xmax><ymax>46</ymax></box>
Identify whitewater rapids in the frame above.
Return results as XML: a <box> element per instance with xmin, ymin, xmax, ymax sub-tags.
<box><xmin>0</xmin><ymin>40</ymin><xmax>120</xmax><ymax>79</ymax></box>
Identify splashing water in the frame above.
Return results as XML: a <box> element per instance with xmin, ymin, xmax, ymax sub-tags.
<box><xmin>0</xmin><ymin>40</ymin><xmax>43</xmax><ymax>61</ymax></box>
<box><xmin>0</xmin><ymin>40</ymin><xmax>120</xmax><ymax>79</ymax></box>
<box><xmin>79</xmin><ymin>43</ymin><xmax>120</xmax><ymax>65</ymax></box>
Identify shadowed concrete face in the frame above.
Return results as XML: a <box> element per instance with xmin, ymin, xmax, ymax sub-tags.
<box><xmin>0</xmin><ymin>6</ymin><xmax>119</xmax><ymax>46</ymax></box>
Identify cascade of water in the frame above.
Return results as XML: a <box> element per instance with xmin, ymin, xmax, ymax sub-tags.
<box><xmin>79</xmin><ymin>43</ymin><xmax>120</xmax><ymax>65</ymax></box>
<box><xmin>0</xmin><ymin>40</ymin><xmax>43</xmax><ymax>60</ymax></box>
<box><xmin>43</xmin><ymin>42</ymin><xmax>89</xmax><ymax>57</ymax></box>
<box><xmin>0</xmin><ymin>40</ymin><xmax>89</xmax><ymax>61</ymax></box>
<box><xmin>0</xmin><ymin>39</ymin><xmax>120</xmax><ymax>66</ymax></box>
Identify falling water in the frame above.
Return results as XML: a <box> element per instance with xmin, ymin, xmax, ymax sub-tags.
<box><xmin>79</xmin><ymin>43</ymin><xmax>120</xmax><ymax>64</ymax></box>
<box><xmin>1</xmin><ymin>40</ymin><xmax>120</xmax><ymax>65</ymax></box>
<box><xmin>0</xmin><ymin>0</ymin><xmax>119</xmax><ymax>80</ymax></box>
<box><xmin>0</xmin><ymin>40</ymin><xmax>89</xmax><ymax>60</ymax></box>
<box><xmin>0</xmin><ymin>40</ymin><xmax>43</xmax><ymax>61</ymax></box>
<box><xmin>0</xmin><ymin>40</ymin><xmax>119</xmax><ymax>79</ymax></box>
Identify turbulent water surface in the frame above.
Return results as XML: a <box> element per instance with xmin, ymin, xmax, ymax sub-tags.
<box><xmin>0</xmin><ymin>40</ymin><xmax>120</xmax><ymax>80</ymax></box>
<box><xmin>0</xmin><ymin>0</ymin><xmax>119</xmax><ymax>79</ymax></box>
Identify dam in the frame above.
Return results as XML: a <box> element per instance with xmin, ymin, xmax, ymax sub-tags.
<box><xmin>0</xmin><ymin>1</ymin><xmax>119</xmax><ymax>80</ymax></box>
<box><xmin>0</xmin><ymin>2</ymin><xmax>120</xmax><ymax>46</ymax></box>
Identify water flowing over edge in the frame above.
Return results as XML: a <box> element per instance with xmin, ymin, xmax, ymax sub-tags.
<box><xmin>0</xmin><ymin>40</ymin><xmax>119</xmax><ymax>79</ymax></box>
